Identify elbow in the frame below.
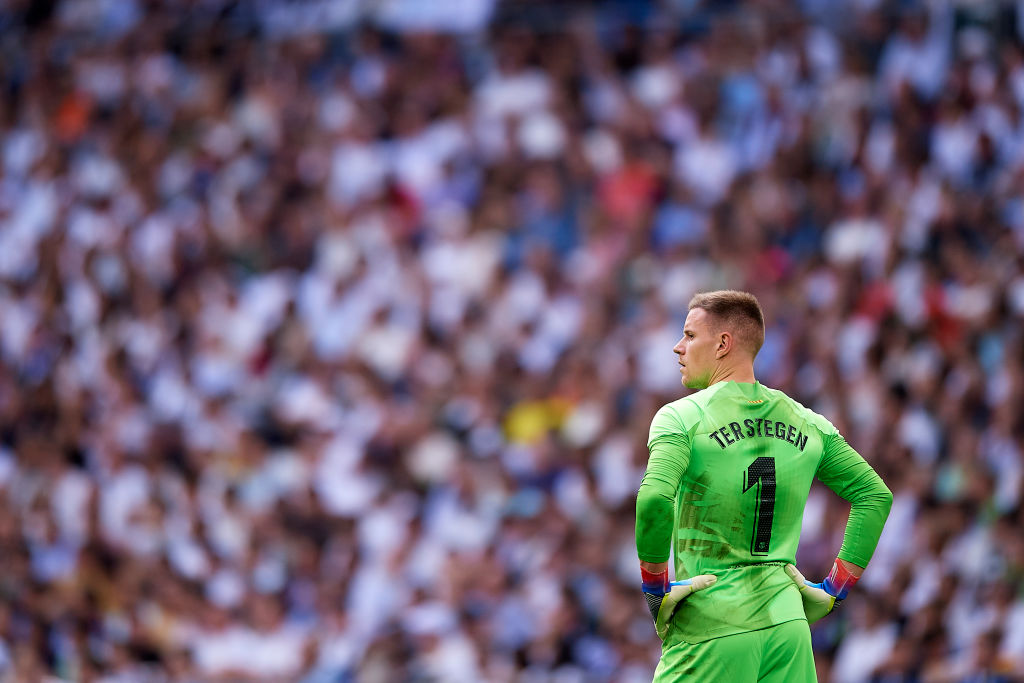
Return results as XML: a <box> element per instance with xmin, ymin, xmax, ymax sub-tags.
<box><xmin>635</xmin><ymin>484</ymin><xmax>657</xmax><ymax>519</ymax></box>
<box><xmin>872</xmin><ymin>482</ymin><xmax>894</xmax><ymax>519</ymax></box>
<box><xmin>850</xmin><ymin>480</ymin><xmax>893</xmax><ymax>518</ymax></box>
<box><xmin>635</xmin><ymin>484</ymin><xmax>673</xmax><ymax>563</ymax></box>
<box><xmin>881</xmin><ymin>484</ymin><xmax>894</xmax><ymax>515</ymax></box>
<box><xmin>635</xmin><ymin>484</ymin><xmax>673</xmax><ymax>530</ymax></box>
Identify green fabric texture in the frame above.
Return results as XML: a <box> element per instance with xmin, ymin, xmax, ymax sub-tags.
<box><xmin>635</xmin><ymin>380</ymin><xmax>892</xmax><ymax>643</ymax></box>
<box><xmin>816</xmin><ymin>432</ymin><xmax>895</xmax><ymax>567</ymax></box>
<box><xmin>635</xmin><ymin>435</ymin><xmax>688</xmax><ymax>563</ymax></box>
<box><xmin>653</xmin><ymin>620</ymin><xmax>816</xmax><ymax>682</ymax></box>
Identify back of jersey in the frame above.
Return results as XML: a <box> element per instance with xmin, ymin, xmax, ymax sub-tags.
<box><xmin>648</xmin><ymin>380</ymin><xmax>830</xmax><ymax>642</ymax></box>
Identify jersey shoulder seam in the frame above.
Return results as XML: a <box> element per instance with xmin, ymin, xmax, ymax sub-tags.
<box><xmin>761</xmin><ymin>385</ymin><xmax>829</xmax><ymax>434</ymax></box>
<box><xmin>662</xmin><ymin>395</ymin><xmax>708</xmax><ymax>435</ymax></box>
<box><xmin>687</xmin><ymin>381</ymin><xmax>730</xmax><ymax>409</ymax></box>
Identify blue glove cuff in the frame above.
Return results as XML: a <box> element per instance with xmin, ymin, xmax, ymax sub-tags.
<box><xmin>822</xmin><ymin>576</ymin><xmax>849</xmax><ymax>600</ymax></box>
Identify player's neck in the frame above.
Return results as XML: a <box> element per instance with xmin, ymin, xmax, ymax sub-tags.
<box><xmin>707</xmin><ymin>364</ymin><xmax>756</xmax><ymax>387</ymax></box>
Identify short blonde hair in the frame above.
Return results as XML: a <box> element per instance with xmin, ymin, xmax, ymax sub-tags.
<box><xmin>688</xmin><ymin>290</ymin><xmax>765</xmax><ymax>356</ymax></box>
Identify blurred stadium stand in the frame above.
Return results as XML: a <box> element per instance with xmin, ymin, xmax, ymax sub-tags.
<box><xmin>0</xmin><ymin>0</ymin><xmax>1023</xmax><ymax>680</ymax></box>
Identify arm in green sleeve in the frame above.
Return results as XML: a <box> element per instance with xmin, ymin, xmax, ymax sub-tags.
<box><xmin>816</xmin><ymin>434</ymin><xmax>894</xmax><ymax>567</ymax></box>
<box><xmin>636</xmin><ymin>434</ymin><xmax>690</xmax><ymax>563</ymax></box>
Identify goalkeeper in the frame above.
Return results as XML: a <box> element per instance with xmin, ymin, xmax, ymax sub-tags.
<box><xmin>635</xmin><ymin>290</ymin><xmax>892</xmax><ymax>682</ymax></box>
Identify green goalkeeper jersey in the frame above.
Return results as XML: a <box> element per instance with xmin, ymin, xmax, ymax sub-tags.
<box><xmin>635</xmin><ymin>380</ymin><xmax>892</xmax><ymax>643</ymax></box>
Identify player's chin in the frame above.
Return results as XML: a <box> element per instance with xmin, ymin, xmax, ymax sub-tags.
<box><xmin>681</xmin><ymin>376</ymin><xmax>703</xmax><ymax>390</ymax></box>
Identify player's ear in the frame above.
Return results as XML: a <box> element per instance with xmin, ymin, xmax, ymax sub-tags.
<box><xmin>716</xmin><ymin>333</ymin><xmax>731</xmax><ymax>358</ymax></box>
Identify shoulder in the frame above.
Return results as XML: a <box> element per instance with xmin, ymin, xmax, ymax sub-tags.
<box><xmin>650</xmin><ymin>394</ymin><xmax>706</xmax><ymax>436</ymax></box>
<box><xmin>760</xmin><ymin>385</ymin><xmax>840</xmax><ymax>437</ymax></box>
<box><xmin>685</xmin><ymin>381</ymin><xmax>734</xmax><ymax>411</ymax></box>
<box><xmin>651</xmin><ymin>383</ymin><xmax>728</xmax><ymax>431</ymax></box>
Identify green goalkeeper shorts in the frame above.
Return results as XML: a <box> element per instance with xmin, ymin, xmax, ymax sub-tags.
<box><xmin>653</xmin><ymin>619</ymin><xmax>816</xmax><ymax>682</ymax></box>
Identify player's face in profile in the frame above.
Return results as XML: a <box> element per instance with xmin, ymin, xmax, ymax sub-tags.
<box><xmin>673</xmin><ymin>308</ymin><xmax>716</xmax><ymax>389</ymax></box>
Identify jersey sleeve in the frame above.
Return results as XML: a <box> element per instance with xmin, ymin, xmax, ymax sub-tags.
<box><xmin>815</xmin><ymin>430</ymin><xmax>894</xmax><ymax>568</ymax></box>
<box><xmin>636</xmin><ymin>403</ymin><xmax>694</xmax><ymax>563</ymax></box>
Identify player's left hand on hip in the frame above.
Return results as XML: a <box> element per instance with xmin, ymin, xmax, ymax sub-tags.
<box><xmin>786</xmin><ymin>561</ymin><xmax>857</xmax><ymax>625</ymax></box>
<box><xmin>642</xmin><ymin>568</ymin><xmax>716</xmax><ymax>640</ymax></box>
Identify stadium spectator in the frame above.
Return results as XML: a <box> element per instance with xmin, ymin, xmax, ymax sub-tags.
<box><xmin>0</xmin><ymin>0</ymin><xmax>1022</xmax><ymax>680</ymax></box>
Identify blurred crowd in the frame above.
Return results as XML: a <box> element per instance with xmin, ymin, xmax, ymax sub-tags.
<box><xmin>1</xmin><ymin>0</ymin><xmax>1024</xmax><ymax>680</ymax></box>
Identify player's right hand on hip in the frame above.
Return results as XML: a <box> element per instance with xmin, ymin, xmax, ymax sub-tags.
<box><xmin>785</xmin><ymin>563</ymin><xmax>838</xmax><ymax>625</ymax></box>
<box><xmin>643</xmin><ymin>574</ymin><xmax>717</xmax><ymax>640</ymax></box>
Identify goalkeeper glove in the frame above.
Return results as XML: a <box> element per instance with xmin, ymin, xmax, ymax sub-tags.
<box><xmin>641</xmin><ymin>567</ymin><xmax>716</xmax><ymax>639</ymax></box>
<box><xmin>785</xmin><ymin>560</ymin><xmax>859</xmax><ymax>625</ymax></box>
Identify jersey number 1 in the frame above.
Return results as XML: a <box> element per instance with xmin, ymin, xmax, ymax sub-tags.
<box><xmin>743</xmin><ymin>456</ymin><xmax>775</xmax><ymax>556</ymax></box>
